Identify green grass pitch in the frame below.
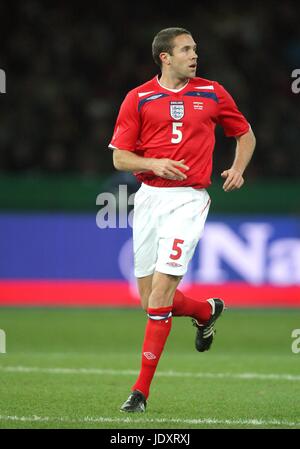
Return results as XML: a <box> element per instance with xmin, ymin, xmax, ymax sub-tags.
<box><xmin>0</xmin><ymin>307</ymin><xmax>300</xmax><ymax>429</ymax></box>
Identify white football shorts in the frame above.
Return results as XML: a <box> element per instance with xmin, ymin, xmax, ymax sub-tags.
<box><xmin>133</xmin><ymin>183</ymin><xmax>211</xmax><ymax>277</ymax></box>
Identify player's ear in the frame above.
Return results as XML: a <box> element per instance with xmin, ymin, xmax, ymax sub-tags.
<box><xmin>160</xmin><ymin>52</ymin><xmax>171</xmax><ymax>66</ymax></box>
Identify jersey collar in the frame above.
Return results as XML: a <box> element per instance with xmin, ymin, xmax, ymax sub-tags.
<box><xmin>155</xmin><ymin>75</ymin><xmax>190</xmax><ymax>93</ymax></box>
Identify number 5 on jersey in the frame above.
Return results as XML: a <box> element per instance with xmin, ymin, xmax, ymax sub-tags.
<box><xmin>171</xmin><ymin>122</ymin><xmax>183</xmax><ymax>144</ymax></box>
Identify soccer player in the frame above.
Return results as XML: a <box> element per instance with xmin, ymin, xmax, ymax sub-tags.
<box><xmin>109</xmin><ymin>27</ymin><xmax>256</xmax><ymax>412</ymax></box>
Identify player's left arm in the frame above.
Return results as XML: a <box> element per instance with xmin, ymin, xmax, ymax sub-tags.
<box><xmin>221</xmin><ymin>127</ymin><xmax>256</xmax><ymax>192</ymax></box>
<box><xmin>215</xmin><ymin>82</ymin><xmax>256</xmax><ymax>192</ymax></box>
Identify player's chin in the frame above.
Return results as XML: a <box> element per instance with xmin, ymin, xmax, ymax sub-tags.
<box><xmin>186</xmin><ymin>68</ymin><xmax>197</xmax><ymax>77</ymax></box>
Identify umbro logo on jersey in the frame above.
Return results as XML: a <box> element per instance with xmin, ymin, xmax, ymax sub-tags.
<box><xmin>170</xmin><ymin>101</ymin><xmax>184</xmax><ymax>120</ymax></box>
<box><xmin>138</xmin><ymin>93</ymin><xmax>169</xmax><ymax>111</ymax></box>
<box><xmin>144</xmin><ymin>94</ymin><xmax>166</xmax><ymax>101</ymax></box>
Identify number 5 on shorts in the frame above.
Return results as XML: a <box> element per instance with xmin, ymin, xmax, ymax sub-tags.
<box><xmin>170</xmin><ymin>238</ymin><xmax>184</xmax><ymax>260</ymax></box>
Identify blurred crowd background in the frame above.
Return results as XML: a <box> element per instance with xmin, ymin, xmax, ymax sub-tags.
<box><xmin>0</xmin><ymin>1</ymin><xmax>299</xmax><ymax>306</ymax></box>
<box><xmin>0</xmin><ymin>0</ymin><xmax>299</xmax><ymax>181</ymax></box>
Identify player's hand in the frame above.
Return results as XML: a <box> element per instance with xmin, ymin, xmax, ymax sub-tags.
<box><xmin>221</xmin><ymin>168</ymin><xmax>244</xmax><ymax>192</ymax></box>
<box><xmin>150</xmin><ymin>158</ymin><xmax>189</xmax><ymax>180</ymax></box>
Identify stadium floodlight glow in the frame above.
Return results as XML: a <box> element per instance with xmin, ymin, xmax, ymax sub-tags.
<box><xmin>0</xmin><ymin>69</ymin><xmax>6</xmax><ymax>93</ymax></box>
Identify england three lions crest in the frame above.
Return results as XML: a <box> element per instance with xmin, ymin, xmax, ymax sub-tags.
<box><xmin>170</xmin><ymin>101</ymin><xmax>185</xmax><ymax>120</ymax></box>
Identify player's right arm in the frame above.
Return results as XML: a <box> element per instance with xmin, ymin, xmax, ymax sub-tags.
<box><xmin>113</xmin><ymin>149</ymin><xmax>189</xmax><ymax>181</ymax></box>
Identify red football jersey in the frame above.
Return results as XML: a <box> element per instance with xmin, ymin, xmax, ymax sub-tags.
<box><xmin>109</xmin><ymin>76</ymin><xmax>250</xmax><ymax>188</ymax></box>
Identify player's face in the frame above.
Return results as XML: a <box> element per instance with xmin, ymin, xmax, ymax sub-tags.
<box><xmin>168</xmin><ymin>34</ymin><xmax>198</xmax><ymax>79</ymax></box>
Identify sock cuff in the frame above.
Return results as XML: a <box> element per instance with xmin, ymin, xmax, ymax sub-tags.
<box><xmin>147</xmin><ymin>306</ymin><xmax>172</xmax><ymax>321</ymax></box>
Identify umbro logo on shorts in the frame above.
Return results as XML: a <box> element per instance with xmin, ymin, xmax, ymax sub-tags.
<box><xmin>143</xmin><ymin>352</ymin><xmax>157</xmax><ymax>360</ymax></box>
<box><xmin>166</xmin><ymin>261</ymin><xmax>182</xmax><ymax>268</ymax></box>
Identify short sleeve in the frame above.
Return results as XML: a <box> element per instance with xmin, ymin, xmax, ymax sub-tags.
<box><xmin>215</xmin><ymin>82</ymin><xmax>250</xmax><ymax>137</ymax></box>
<box><xmin>108</xmin><ymin>90</ymin><xmax>140</xmax><ymax>151</ymax></box>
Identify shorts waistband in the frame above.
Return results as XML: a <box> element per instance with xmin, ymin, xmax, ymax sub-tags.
<box><xmin>140</xmin><ymin>183</ymin><xmax>205</xmax><ymax>193</ymax></box>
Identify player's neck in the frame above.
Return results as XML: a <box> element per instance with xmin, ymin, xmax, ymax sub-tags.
<box><xmin>158</xmin><ymin>73</ymin><xmax>189</xmax><ymax>90</ymax></box>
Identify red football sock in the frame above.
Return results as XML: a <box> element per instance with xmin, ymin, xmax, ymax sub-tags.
<box><xmin>132</xmin><ymin>306</ymin><xmax>172</xmax><ymax>399</ymax></box>
<box><xmin>172</xmin><ymin>289</ymin><xmax>212</xmax><ymax>324</ymax></box>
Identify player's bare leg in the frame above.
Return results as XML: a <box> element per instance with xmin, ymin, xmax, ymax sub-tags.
<box><xmin>138</xmin><ymin>272</ymin><xmax>182</xmax><ymax>309</ymax></box>
<box><xmin>148</xmin><ymin>271</ymin><xmax>181</xmax><ymax>308</ymax></box>
<box><xmin>137</xmin><ymin>275</ymin><xmax>153</xmax><ymax>311</ymax></box>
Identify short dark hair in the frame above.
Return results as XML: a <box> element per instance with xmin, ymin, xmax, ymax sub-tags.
<box><xmin>152</xmin><ymin>27</ymin><xmax>192</xmax><ymax>68</ymax></box>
